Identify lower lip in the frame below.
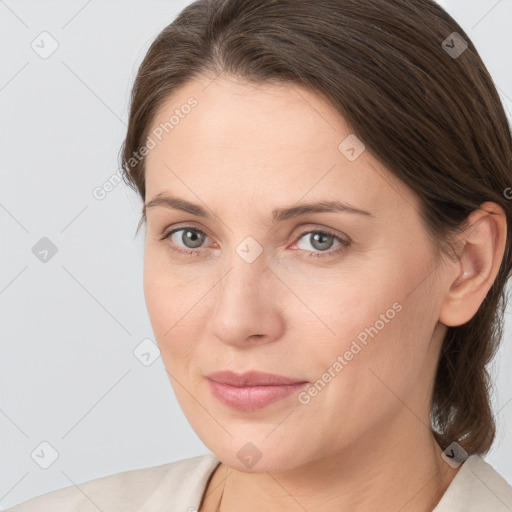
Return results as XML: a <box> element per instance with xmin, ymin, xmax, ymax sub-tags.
<box><xmin>207</xmin><ymin>379</ymin><xmax>308</xmax><ymax>411</ymax></box>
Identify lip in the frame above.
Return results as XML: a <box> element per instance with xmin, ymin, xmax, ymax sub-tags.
<box><xmin>206</xmin><ymin>371</ymin><xmax>309</xmax><ymax>411</ymax></box>
<box><xmin>207</xmin><ymin>370</ymin><xmax>307</xmax><ymax>386</ymax></box>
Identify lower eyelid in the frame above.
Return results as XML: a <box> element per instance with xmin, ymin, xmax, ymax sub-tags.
<box><xmin>298</xmin><ymin>238</ymin><xmax>350</xmax><ymax>258</ymax></box>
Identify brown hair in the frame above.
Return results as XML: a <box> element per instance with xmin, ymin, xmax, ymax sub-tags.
<box><xmin>119</xmin><ymin>0</ymin><xmax>512</xmax><ymax>455</ymax></box>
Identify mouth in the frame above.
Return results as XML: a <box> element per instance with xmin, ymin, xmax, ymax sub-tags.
<box><xmin>206</xmin><ymin>370</ymin><xmax>309</xmax><ymax>411</ymax></box>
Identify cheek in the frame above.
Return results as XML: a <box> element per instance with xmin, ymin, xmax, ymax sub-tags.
<box><xmin>143</xmin><ymin>253</ymin><xmax>172</xmax><ymax>338</ymax></box>
<box><xmin>143</xmin><ymin>250</ymin><xmax>215</xmax><ymax>365</ymax></box>
<box><xmin>291</xmin><ymin>257</ymin><xmax>429</xmax><ymax>394</ymax></box>
<box><xmin>284</xmin><ymin>268</ymin><xmax>395</xmax><ymax>356</ymax></box>
<box><xmin>305</xmin><ymin>283</ymin><xmax>435</xmax><ymax>432</ymax></box>
<box><xmin>290</xmin><ymin>301</ymin><xmax>415</xmax><ymax>449</ymax></box>
<box><xmin>300</xmin><ymin>288</ymin><xmax>405</xmax><ymax>391</ymax></box>
<box><xmin>144</xmin><ymin>245</ymin><xmax>193</xmax><ymax>331</ymax></box>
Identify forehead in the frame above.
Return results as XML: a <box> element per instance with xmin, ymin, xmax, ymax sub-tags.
<box><xmin>147</xmin><ymin>76</ymin><xmax>344</xmax><ymax>157</ymax></box>
<box><xmin>143</xmin><ymin>75</ymin><xmax>416</xmax><ymax>220</ymax></box>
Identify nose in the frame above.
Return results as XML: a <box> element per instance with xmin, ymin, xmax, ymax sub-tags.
<box><xmin>206</xmin><ymin>252</ymin><xmax>285</xmax><ymax>348</ymax></box>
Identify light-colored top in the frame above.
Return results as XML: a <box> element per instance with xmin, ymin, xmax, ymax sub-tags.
<box><xmin>4</xmin><ymin>452</ymin><xmax>512</xmax><ymax>511</ymax></box>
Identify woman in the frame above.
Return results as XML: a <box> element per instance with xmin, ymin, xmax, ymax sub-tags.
<box><xmin>7</xmin><ymin>0</ymin><xmax>512</xmax><ymax>511</ymax></box>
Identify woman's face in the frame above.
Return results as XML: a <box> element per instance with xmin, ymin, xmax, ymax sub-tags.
<box><xmin>143</xmin><ymin>75</ymin><xmax>452</xmax><ymax>472</ymax></box>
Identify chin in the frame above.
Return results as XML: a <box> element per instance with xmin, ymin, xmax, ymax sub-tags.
<box><xmin>197</xmin><ymin>426</ymin><xmax>314</xmax><ymax>474</ymax></box>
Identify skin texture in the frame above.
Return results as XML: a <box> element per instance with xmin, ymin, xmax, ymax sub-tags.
<box><xmin>142</xmin><ymin>74</ymin><xmax>507</xmax><ymax>512</ymax></box>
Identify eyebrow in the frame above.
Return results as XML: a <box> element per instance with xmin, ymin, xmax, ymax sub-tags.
<box><xmin>144</xmin><ymin>193</ymin><xmax>375</xmax><ymax>222</ymax></box>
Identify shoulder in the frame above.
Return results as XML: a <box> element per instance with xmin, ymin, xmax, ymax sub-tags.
<box><xmin>434</xmin><ymin>454</ymin><xmax>512</xmax><ymax>511</ymax></box>
<box><xmin>4</xmin><ymin>453</ymin><xmax>220</xmax><ymax>512</ymax></box>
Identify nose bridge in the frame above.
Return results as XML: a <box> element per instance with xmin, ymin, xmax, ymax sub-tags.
<box><xmin>207</xmin><ymin>240</ymin><xmax>278</xmax><ymax>344</ymax></box>
<box><xmin>217</xmin><ymin>239</ymin><xmax>269</xmax><ymax>305</ymax></box>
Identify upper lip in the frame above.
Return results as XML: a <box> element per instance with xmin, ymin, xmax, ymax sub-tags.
<box><xmin>206</xmin><ymin>370</ymin><xmax>307</xmax><ymax>387</ymax></box>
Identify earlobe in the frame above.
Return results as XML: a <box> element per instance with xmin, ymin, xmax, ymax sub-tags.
<box><xmin>439</xmin><ymin>202</ymin><xmax>507</xmax><ymax>327</ymax></box>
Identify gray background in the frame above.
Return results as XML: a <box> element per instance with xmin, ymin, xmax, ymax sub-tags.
<box><xmin>0</xmin><ymin>0</ymin><xmax>511</xmax><ymax>509</ymax></box>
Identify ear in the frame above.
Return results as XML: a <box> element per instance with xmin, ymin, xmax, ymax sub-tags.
<box><xmin>439</xmin><ymin>201</ymin><xmax>507</xmax><ymax>327</ymax></box>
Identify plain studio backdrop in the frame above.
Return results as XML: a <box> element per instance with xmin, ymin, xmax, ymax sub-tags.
<box><xmin>0</xmin><ymin>0</ymin><xmax>511</xmax><ymax>509</ymax></box>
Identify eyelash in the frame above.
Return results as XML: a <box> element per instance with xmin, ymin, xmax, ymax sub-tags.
<box><xmin>159</xmin><ymin>225</ymin><xmax>351</xmax><ymax>259</ymax></box>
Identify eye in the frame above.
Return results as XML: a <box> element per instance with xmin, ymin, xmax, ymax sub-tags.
<box><xmin>293</xmin><ymin>229</ymin><xmax>350</xmax><ymax>258</ymax></box>
<box><xmin>160</xmin><ymin>225</ymin><xmax>351</xmax><ymax>259</ymax></box>
<box><xmin>160</xmin><ymin>227</ymin><xmax>211</xmax><ymax>256</ymax></box>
